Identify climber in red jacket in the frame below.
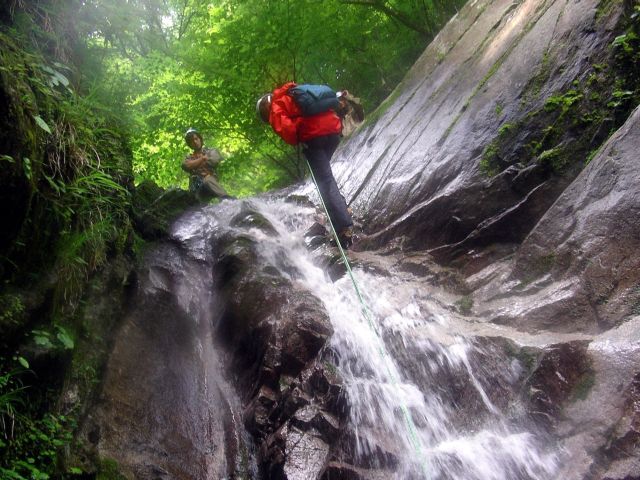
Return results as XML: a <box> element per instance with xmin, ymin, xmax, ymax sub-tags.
<box><xmin>256</xmin><ymin>82</ymin><xmax>353</xmax><ymax>248</ymax></box>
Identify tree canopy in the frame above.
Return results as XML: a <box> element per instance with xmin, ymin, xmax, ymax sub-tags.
<box><xmin>77</xmin><ymin>0</ymin><xmax>465</xmax><ymax>196</ymax></box>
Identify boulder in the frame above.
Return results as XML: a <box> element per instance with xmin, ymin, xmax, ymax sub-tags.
<box><xmin>513</xmin><ymin>106</ymin><xmax>640</xmax><ymax>331</ymax></box>
<box><xmin>132</xmin><ymin>180</ymin><xmax>199</xmax><ymax>240</ymax></box>
<box><xmin>326</xmin><ymin>0</ymin><xmax>631</xmax><ymax>264</ymax></box>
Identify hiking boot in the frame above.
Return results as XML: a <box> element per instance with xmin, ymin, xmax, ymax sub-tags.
<box><xmin>337</xmin><ymin>227</ymin><xmax>354</xmax><ymax>249</ymax></box>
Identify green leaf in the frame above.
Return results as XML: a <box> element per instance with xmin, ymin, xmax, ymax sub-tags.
<box><xmin>33</xmin><ymin>115</ymin><xmax>52</xmax><ymax>134</ymax></box>
<box><xmin>53</xmin><ymin>61</ymin><xmax>71</xmax><ymax>71</ymax></box>
<box><xmin>56</xmin><ymin>327</ymin><xmax>74</xmax><ymax>350</ymax></box>
<box><xmin>53</xmin><ymin>70</ymin><xmax>70</xmax><ymax>87</ymax></box>
<box><xmin>18</xmin><ymin>356</ymin><xmax>29</xmax><ymax>369</ymax></box>
<box><xmin>34</xmin><ymin>335</ymin><xmax>53</xmax><ymax>348</ymax></box>
<box><xmin>23</xmin><ymin>157</ymin><xmax>32</xmax><ymax>180</ymax></box>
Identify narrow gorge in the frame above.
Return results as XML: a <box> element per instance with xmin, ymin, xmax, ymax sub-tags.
<box><xmin>2</xmin><ymin>0</ymin><xmax>639</xmax><ymax>478</ymax></box>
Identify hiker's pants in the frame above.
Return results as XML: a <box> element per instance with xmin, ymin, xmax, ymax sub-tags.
<box><xmin>303</xmin><ymin>134</ymin><xmax>353</xmax><ymax>232</ymax></box>
<box><xmin>190</xmin><ymin>174</ymin><xmax>230</xmax><ymax>201</ymax></box>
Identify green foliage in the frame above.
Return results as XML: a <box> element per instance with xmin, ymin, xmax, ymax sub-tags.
<box><xmin>543</xmin><ymin>89</ymin><xmax>584</xmax><ymax>113</ymax></box>
<box><xmin>86</xmin><ymin>0</ymin><xmax>464</xmax><ymax>194</ymax></box>
<box><xmin>0</xmin><ymin>365</ymin><xmax>77</xmax><ymax>480</ymax></box>
<box><xmin>498</xmin><ymin>123</ymin><xmax>515</xmax><ymax>136</ymax></box>
<box><xmin>0</xmin><ymin>368</ymin><xmax>26</xmax><ymax>433</ymax></box>
<box><xmin>1</xmin><ymin>8</ymin><xmax>135</xmax><ymax>477</ymax></box>
<box><xmin>537</xmin><ymin>147</ymin><xmax>570</xmax><ymax>172</ymax></box>
<box><xmin>31</xmin><ymin>326</ymin><xmax>75</xmax><ymax>351</ymax></box>
<box><xmin>0</xmin><ymin>295</ymin><xmax>25</xmax><ymax>330</ymax></box>
<box><xmin>0</xmin><ymin>29</ymin><xmax>133</xmax><ymax>291</ymax></box>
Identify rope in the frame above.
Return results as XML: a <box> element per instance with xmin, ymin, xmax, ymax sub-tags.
<box><xmin>304</xmin><ymin>154</ymin><xmax>430</xmax><ymax>478</ymax></box>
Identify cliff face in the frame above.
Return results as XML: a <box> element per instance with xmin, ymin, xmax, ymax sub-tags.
<box><xmin>334</xmin><ymin>0</ymin><xmax>637</xmax><ymax>271</ymax></box>
<box><xmin>321</xmin><ymin>0</ymin><xmax>640</xmax><ymax>358</ymax></box>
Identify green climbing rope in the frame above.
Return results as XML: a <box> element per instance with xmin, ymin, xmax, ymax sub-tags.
<box><xmin>304</xmin><ymin>157</ymin><xmax>429</xmax><ymax>478</ymax></box>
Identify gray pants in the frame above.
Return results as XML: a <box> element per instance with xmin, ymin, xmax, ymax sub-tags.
<box><xmin>191</xmin><ymin>175</ymin><xmax>229</xmax><ymax>200</ymax></box>
<box><xmin>303</xmin><ymin>134</ymin><xmax>353</xmax><ymax>232</ymax></box>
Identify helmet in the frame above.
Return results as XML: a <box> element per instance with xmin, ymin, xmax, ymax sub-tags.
<box><xmin>184</xmin><ymin>128</ymin><xmax>202</xmax><ymax>142</ymax></box>
<box><xmin>256</xmin><ymin>94</ymin><xmax>272</xmax><ymax>123</ymax></box>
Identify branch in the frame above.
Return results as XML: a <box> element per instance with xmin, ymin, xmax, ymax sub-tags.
<box><xmin>340</xmin><ymin>0</ymin><xmax>430</xmax><ymax>36</ymax></box>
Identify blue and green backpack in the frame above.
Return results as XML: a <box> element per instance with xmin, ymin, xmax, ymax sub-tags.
<box><xmin>288</xmin><ymin>84</ymin><xmax>339</xmax><ymax>116</ymax></box>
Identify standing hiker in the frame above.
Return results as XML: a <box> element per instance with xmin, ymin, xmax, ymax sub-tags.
<box><xmin>256</xmin><ymin>82</ymin><xmax>354</xmax><ymax>248</ymax></box>
<box><xmin>182</xmin><ymin>128</ymin><xmax>233</xmax><ymax>201</ymax></box>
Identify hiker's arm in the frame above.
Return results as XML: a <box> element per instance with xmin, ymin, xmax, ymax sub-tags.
<box><xmin>182</xmin><ymin>153</ymin><xmax>207</xmax><ymax>171</ymax></box>
<box><xmin>270</xmin><ymin>97</ymin><xmax>301</xmax><ymax>145</ymax></box>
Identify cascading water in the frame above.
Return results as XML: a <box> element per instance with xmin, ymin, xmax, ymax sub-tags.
<box><xmin>206</xmin><ymin>196</ymin><xmax>560</xmax><ymax>479</ymax></box>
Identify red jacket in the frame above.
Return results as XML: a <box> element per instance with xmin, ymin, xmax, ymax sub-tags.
<box><xmin>269</xmin><ymin>82</ymin><xmax>342</xmax><ymax>145</ymax></box>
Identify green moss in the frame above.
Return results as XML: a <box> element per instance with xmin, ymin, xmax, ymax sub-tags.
<box><xmin>586</xmin><ymin>145</ymin><xmax>603</xmax><ymax>164</ymax></box>
<box><xmin>480</xmin><ymin>141</ymin><xmax>501</xmax><ymax>176</ymax></box>
<box><xmin>455</xmin><ymin>295</ymin><xmax>473</xmax><ymax>315</ymax></box>
<box><xmin>536</xmin><ymin>252</ymin><xmax>556</xmax><ymax>272</ymax></box>
<box><xmin>498</xmin><ymin>122</ymin><xmax>515</xmax><ymax>136</ymax></box>
<box><xmin>323</xmin><ymin>361</ymin><xmax>338</xmax><ymax>376</ymax></box>
<box><xmin>131</xmin><ymin>232</ymin><xmax>148</xmax><ymax>259</ymax></box>
<box><xmin>570</xmin><ymin>370</ymin><xmax>596</xmax><ymax>402</ymax></box>
<box><xmin>502</xmin><ymin>342</ymin><xmax>538</xmax><ymax>372</ymax></box>
<box><xmin>531</xmin><ymin>51</ymin><xmax>553</xmax><ymax>100</ymax></box>
<box><xmin>596</xmin><ymin>0</ymin><xmax>624</xmax><ymax>22</ymax></box>
<box><xmin>363</xmin><ymin>88</ymin><xmax>402</xmax><ymax>127</ymax></box>
<box><xmin>520</xmin><ymin>252</ymin><xmax>557</xmax><ymax>285</ymax></box>
<box><xmin>537</xmin><ymin>147</ymin><xmax>571</xmax><ymax>173</ymax></box>
<box><xmin>479</xmin><ymin>0</ymin><xmax>640</xmax><ymax>179</ymax></box>
<box><xmin>97</xmin><ymin>458</ymin><xmax>127</xmax><ymax>480</ymax></box>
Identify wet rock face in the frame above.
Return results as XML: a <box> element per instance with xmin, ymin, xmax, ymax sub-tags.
<box><xmin>599</xmin><ymin>373</ymin><xmax>640</xmax><ymax>479</ymax></box>
<box><xmin>215</xmin><ymin>207</ymin><xmax>344</xmax><ymax>479</ymax></box>
<box><xmin>524</xmin><ymin>342</ymin><xmax>593</xmax><ymax>430</ymax></box>
<box><xmin>332</xmin><ymin>0</ymin><xmax>630</xmax><ymax>260</ymax></box>
<box><xmin>132</xmin><ymin>180</ymin><xmax>199</xmax><ymax>240</ymax></box>
<box><xmin>79</xmin><ymin>242</ymin><xmax>255</xmax><ymax>479</ymax></box>
<box><xmin>513</xmin><ymin>106</ymin><xmax>640</xmax><ymax>331</ymax></box>
<box><xmin>217</xmin><ymin>235</ymin><xmax>333</xmax><ymax>392</ymax></box>
<box><xmin>467</xmin><ymin>107</ymin><xmax>640</xmax><ymax>335</ymax></box>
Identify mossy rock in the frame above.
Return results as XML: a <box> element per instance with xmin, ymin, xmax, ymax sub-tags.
<box><xmin>132</xmin><ymin>180</ymin><xmax>199</xmax><ymax>240</ymax></box>
<box><xmin>230</xmin><ymin>205</ymin><xmax>278</xmax><ymax>236</ymax></box>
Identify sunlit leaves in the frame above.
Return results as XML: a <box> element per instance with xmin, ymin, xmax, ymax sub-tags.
<box><xmin>85</xmin><ymin>0</ymin><xmax>462</xmax><ymax>194</ymax></box>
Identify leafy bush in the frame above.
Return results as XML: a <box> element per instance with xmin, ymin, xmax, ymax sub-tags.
<box><xmin>0</xmin><ymin>366</ymin><xmax>77</xmax><ymax>480</ymax></box>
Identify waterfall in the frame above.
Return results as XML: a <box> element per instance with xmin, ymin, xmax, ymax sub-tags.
<box><xmin>200</xmin><ymin>197</ymin><xmax>560</xmax><ymax>479</ymax></box>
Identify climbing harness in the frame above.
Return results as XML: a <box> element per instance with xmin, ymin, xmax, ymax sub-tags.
<box><xmin>304</xmin><ymin>156</ymin><xmax>430</xmax><ymax>478</ymax></box>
